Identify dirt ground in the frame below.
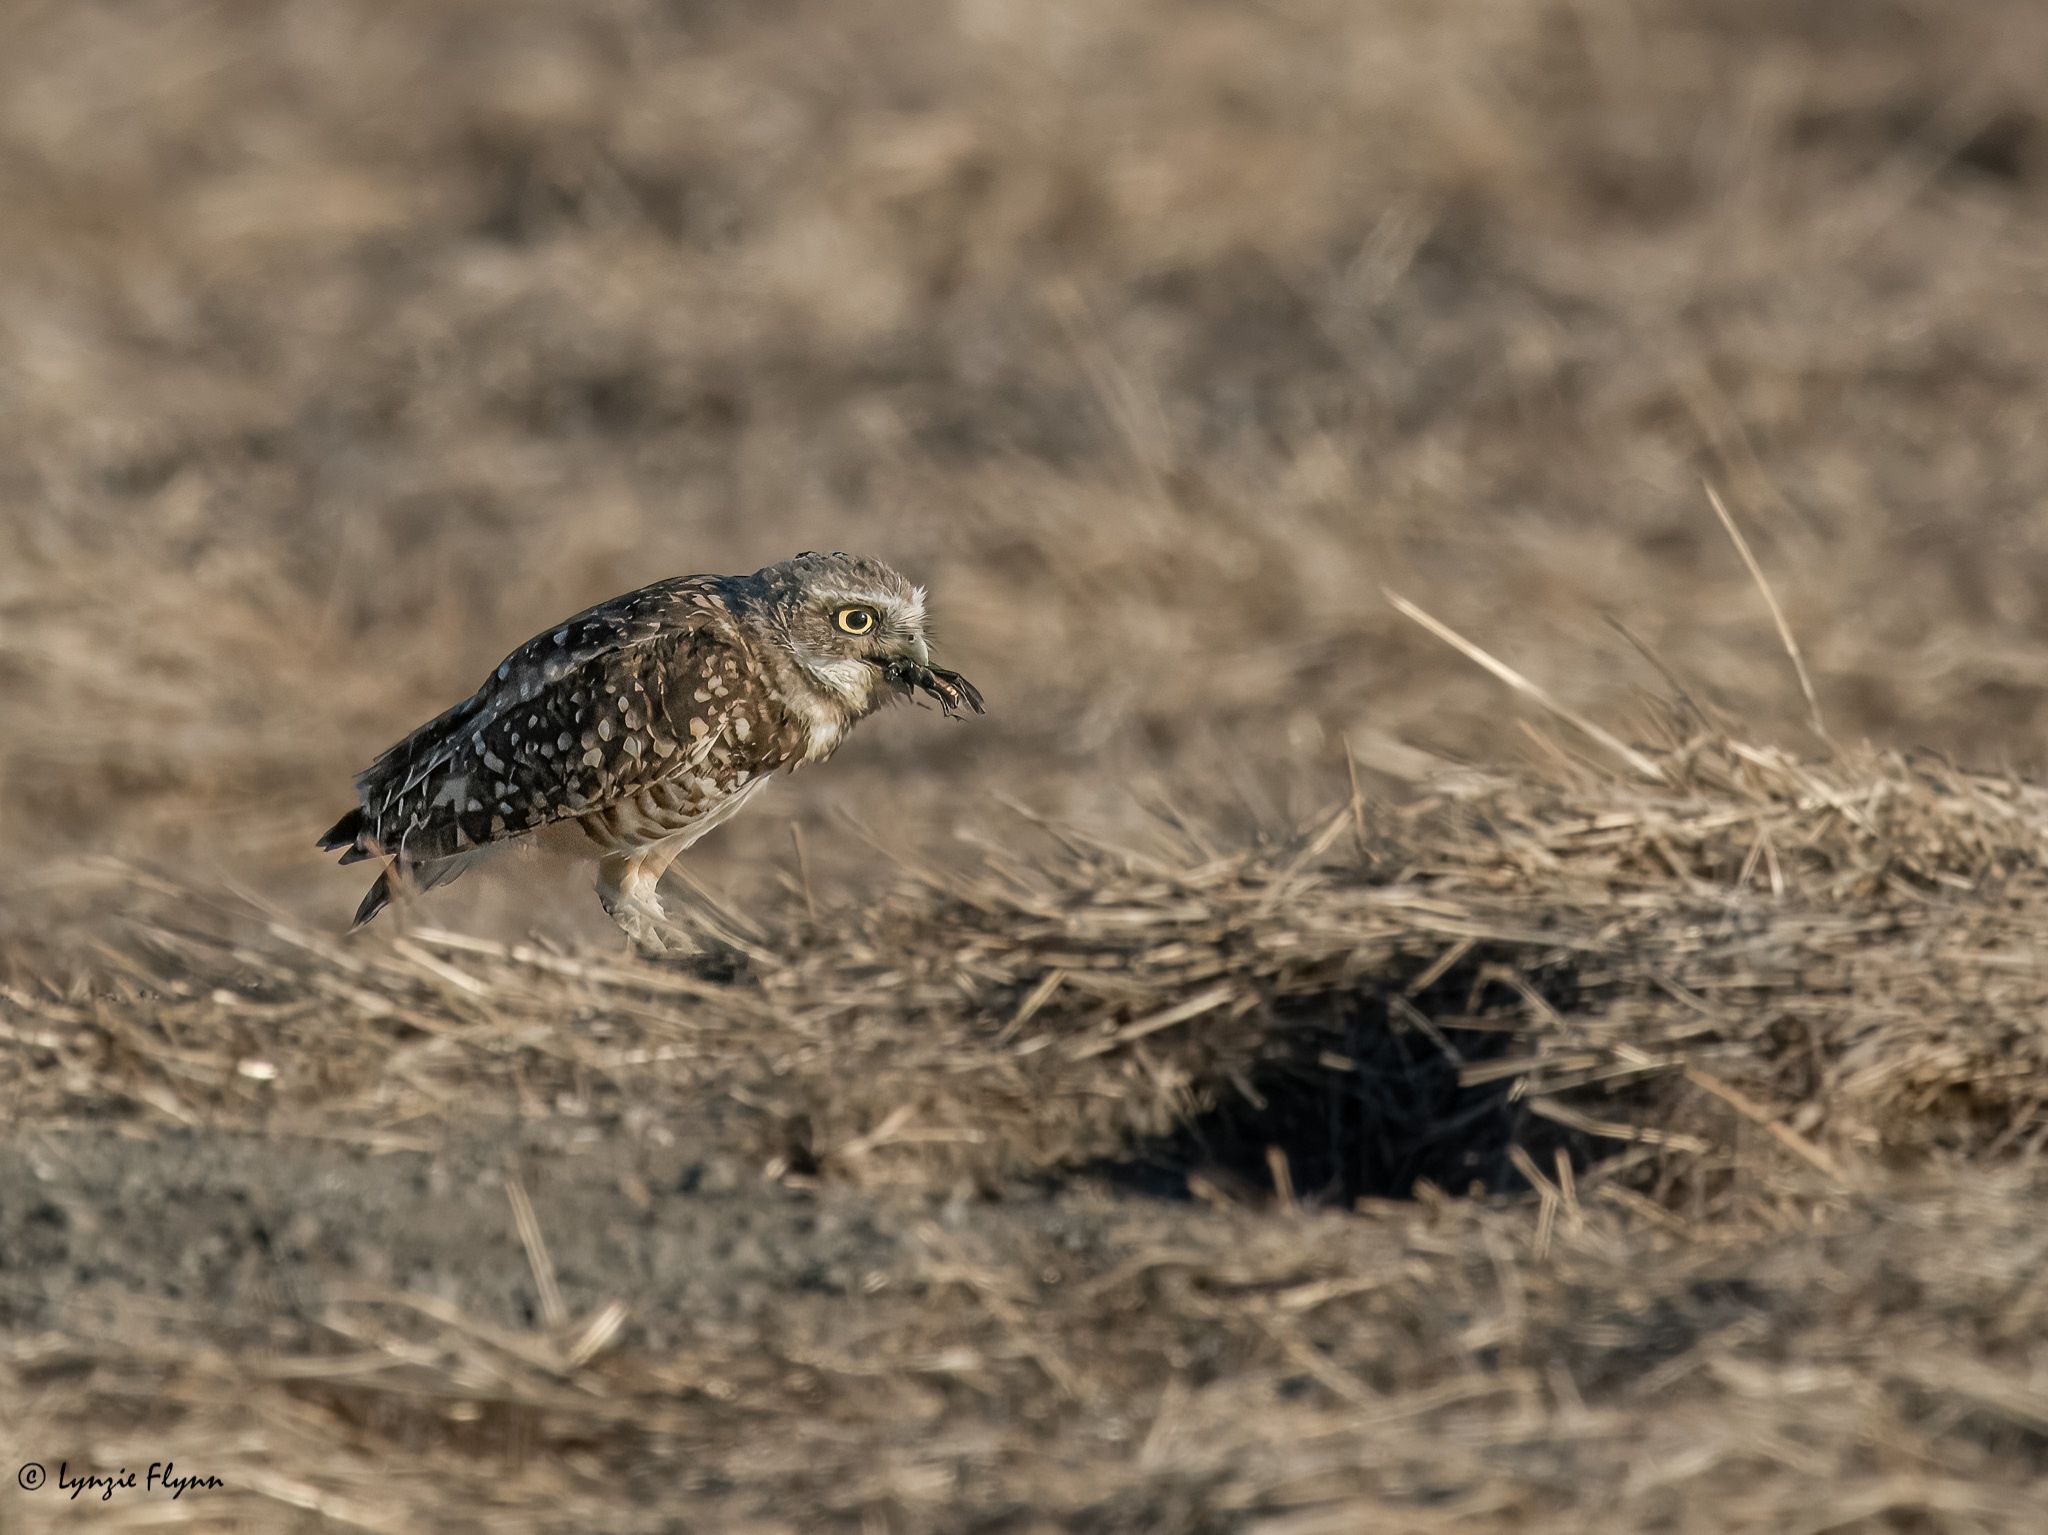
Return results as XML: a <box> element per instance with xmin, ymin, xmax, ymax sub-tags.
<box><xmin>6</xmin><ymin>1</ymin><xmax>2048</xmax><ymax>1530</ymax></box>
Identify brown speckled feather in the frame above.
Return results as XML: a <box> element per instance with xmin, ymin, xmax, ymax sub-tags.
<box><xmin>332</xmin><ymin>577</ymin><xmax>803</xmax><ymax>872</ymax></box>
<box><xmin>319</xmin><ymin>552</ymin><xmax>982</xmax><ymax>941</ymax></box>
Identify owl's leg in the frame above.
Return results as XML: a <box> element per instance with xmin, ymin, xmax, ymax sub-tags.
<box><xmin>595</xmin><ymin>850</ymin><xmax>700</xmax><ymax>956</ymax></box>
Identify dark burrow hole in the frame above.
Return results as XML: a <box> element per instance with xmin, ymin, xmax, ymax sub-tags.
<box><xmin>1082</xmin><ymin>958</ymin><xmax>1650</xmax><ymax>1211</ymax></box>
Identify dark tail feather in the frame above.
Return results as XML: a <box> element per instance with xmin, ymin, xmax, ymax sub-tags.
<box><xmin>352</xmin><ymin>871</ymin><xmax>393</xmax><ymax>929</ymax></box>
<box><xmin>317</xmin><ymin>807</ymin><xmax>361</xmax><ymax>850</ymax></box>
<box><xmin>350</xmin><ymin>853</ymin><xmax>475</xmax><ymax>930</ymax></box>
<box><xmin>320</xmin><ymin>808</ymin><xmax>379</xmax><ymax>866</ymax></box>
<box><xmin>319</xmin><ymin>808</ymin><xmax>367</xmax><ymax>855</ymax></box>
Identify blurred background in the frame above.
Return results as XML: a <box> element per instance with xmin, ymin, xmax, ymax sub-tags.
<box><xmin>5</xmin><ymin>0</ymin><xmax>2048</xmax><ymax>933</ymax></box>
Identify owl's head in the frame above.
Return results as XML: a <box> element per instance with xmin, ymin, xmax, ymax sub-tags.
<box><xmin>756</xmin><ymin>550</ymin><xmax>932</xmax><ymax>708</ymax></box>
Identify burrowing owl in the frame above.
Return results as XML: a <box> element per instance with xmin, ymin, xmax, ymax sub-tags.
<box><xmin>318</xmin><ymin>551</ymin><xmax>982</xmax><ymax>952</ymax></box>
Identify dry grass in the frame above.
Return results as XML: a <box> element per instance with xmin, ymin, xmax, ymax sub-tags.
<box><xmin>10</xmin><ymin>732</ymin><xmax>2048</xmax><ymax>1531</ymax></box>
<box><xmin>6</xmin><ymin>0</ymin><xmax>2048</xmax><ymax>1530</ymax></box>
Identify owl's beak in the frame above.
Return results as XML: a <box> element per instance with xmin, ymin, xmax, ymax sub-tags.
<box><xmin>906</xmin><ymin>632</ymin><xmax>931</xmax><ymax>667</ymax></box>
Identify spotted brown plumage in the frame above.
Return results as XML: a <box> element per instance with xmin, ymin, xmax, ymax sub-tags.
<box><xmin>319</xmin><ymin>552</ymin><xmax>983</xmax><ymax>952</ymax></box>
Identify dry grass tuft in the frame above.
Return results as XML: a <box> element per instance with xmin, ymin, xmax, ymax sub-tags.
<box><xmin>10</xmin><ymin>730</ymin><xmax>2048</xmax><ymax>1529</ymax></box>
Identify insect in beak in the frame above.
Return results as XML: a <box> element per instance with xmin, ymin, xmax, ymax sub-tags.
<box><xmin>878</xmin><ymin>656</ymin><xmax>986</xmax><ymax>719</ymax></box>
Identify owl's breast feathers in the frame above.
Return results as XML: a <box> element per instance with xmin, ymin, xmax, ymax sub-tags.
<box><xmin>318</xmin><ymin>577</ymin><xmax>814</xmax><ymax>874</ymax></box>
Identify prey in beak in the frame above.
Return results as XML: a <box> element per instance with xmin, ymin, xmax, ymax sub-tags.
<box><xmin>878</xmin><ymin>655</ymin><xmax>986</xmax><ymax>719</ymax></box>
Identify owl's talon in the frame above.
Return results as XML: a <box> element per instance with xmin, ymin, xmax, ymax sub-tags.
<box><xmin>598</xmin><ymin>882</ymin><xmax>700</xmax><ymax>958</ymax></box>
<box><xmin>621</xmin><ymin>913</ymin><xmax>702</xmax><ymax>959</ymax></box>
<box><xmin>610</xmin><ymin>900</ymin><xmax>700</xmax><ymax>961</ymax></box>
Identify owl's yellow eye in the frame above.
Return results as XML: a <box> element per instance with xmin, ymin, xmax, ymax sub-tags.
<box><xmin>834</xmin><ymin>605</ymin><xmax>879</xmax><ymax>636</ymax></box>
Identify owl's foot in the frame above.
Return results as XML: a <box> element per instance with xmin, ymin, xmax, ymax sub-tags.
<box><xmin>608</xmin><ymin>900</ymin><xmax>704</xmax><ymax>958</ymax></box>
<box><xmin>596</xmin><ymin>873</ymin><xmax>702</xmax><ymax>958</ymax></box>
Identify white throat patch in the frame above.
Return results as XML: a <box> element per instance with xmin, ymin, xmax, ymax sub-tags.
<box><xmin>794</xmin><ymin>656</ymin><xmax>877</xmax><ymax>760</ymax></box>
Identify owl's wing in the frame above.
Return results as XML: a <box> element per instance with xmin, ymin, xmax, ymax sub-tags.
<box><xmin>322</xmin><ymin>577</ymin><xmax>764</xmax><ymax>870</ymax></box>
